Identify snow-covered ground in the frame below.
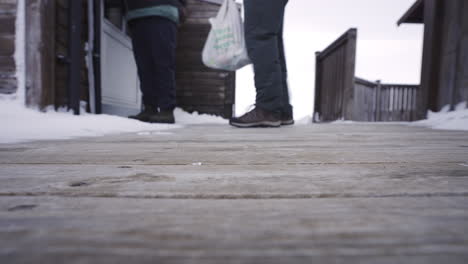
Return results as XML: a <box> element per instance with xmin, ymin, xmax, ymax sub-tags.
<box><xmin>331</xmin><ymin>102</ymin><xmax>468</xmax><ymax>131</ymax></box>
<box><xmin>0</xmin><ymin>96</ymin><xmax>226</xmax><ymax>144</ymax></box>
<box><xmin>1</xmin><ymin>95</ymin><xmax>467</xmax><ymax>144</ymax></box>
<box><xmin>412</xmin><ymin>102</ymin><xmax>468</xmax><ymax>131</ymax></box>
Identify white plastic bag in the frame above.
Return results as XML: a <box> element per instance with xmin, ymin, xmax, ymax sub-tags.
<box><xmin>202</xmin><ymin>0</ymin><xmax>251</xmax><ymax>71</ymax></box>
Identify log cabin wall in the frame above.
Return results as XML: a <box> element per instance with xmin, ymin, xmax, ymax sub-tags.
<box><xmin>0</xmin><ymin>0</ymin><xmax>17</xmax><ymax>95</ymax></box>
<box><xmin>54</xmin><ymin>0</ymin><xmax>89</xmax><ymax>110</ymax></box>
<box><xmin>176</xmin><ymin>0</ymin><xmax>236</xmax><ymax>118</ymax></box>
<box><xmin>24</xmin><ymin>0</ymin><xmax>235</xmax><ymax>116</ymax></box>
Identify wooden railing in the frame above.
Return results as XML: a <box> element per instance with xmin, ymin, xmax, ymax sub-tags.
<box><xmin>354</xmin><ymin>78</ymin><xmax>419</xmax><ymax>122</ymax></box>
<box><xmin>314</xmin><ymin>28</ymin><xmax>420</xmax><ymax>122</ymax></box>
<box><xmin>314</xmin><ymin>29</ymin><xmax>357</xmax><ymax>122</ymax></box>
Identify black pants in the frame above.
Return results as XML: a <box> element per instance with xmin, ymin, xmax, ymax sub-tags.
<box><xmin>129</xmin><ymin>16</ymin><xmax>177</xmax><ymax>111</ymax></box>
<box><xmin>244</xmin><ymin>0</ymin><xmax>292</xmax><ymax>115</ymax></box>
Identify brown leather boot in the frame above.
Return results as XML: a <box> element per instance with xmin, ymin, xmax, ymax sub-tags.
<box><xmin>281</xmin><ymin>111</ymin><xmax>294</xmax><ymax>126</ymax></box>
<box><xmin>229</xmin><ymin>107</ymin><xmax>281</xmax><ymax>128</ymax></box>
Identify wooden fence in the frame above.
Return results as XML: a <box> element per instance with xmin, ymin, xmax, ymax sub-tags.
<box><xmin>354</xmin><ymin>78</ymin><xmax>419</xmax><ymax>122</ymax></box>
<box><xmin>314</xmin><ymin>28</ymin><xmax>357</xmax><ymax>122</ymax></box>
<box><xmin>314</xmin><ymin>28</ymin><xmax>420</xmax><ymax>122</ymax></box>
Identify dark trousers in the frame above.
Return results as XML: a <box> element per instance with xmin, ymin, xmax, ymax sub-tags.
<box><xmin>244</xmin><ymin>0</ymin><xmax>292</xmax><ymax>115</ymax></box>
<box><xmin>129</xmin><ymin>16</ymin><xmax>177</xmax><ymax>111</ymax></box>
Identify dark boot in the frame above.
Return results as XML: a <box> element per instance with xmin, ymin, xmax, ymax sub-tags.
<box><xmin>128</xmin><ymin>105</ymin><xmax>158</xmax><ymax>122</ymax></box>
<box><xmin>229</xmin><ymin>107</ymin><xmax>281</xmax><ymax>128</ymax></box>
<box><xmin>148</xmin><ymin>109</ymin><xmax>175</xmax><ymax>124</ymax></box>
<box><xmin>281</xmin><ymin>111</ymin><xmax>294</xmax><ymax>126</ymax></box>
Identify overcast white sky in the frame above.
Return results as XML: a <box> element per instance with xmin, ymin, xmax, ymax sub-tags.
<box><xmin>235</xmin><ymin>0</ymin><xmax>424</xmax><ymax>119</ymax></box>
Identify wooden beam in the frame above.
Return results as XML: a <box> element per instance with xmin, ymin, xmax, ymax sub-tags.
<box><xmin>313</xmin><ymin>51</ymin><xmax>322</xmax><ymax>122</ymax></box>
<box><xmin>417</xmin><ymin>0</ymin><xmax>443</xmax><ymax>119</ymax></box>
<box><xmin>343</xmin><ymin>29</ymin><xmax>357</xmax><ymax>121</ymax></box>
<box><xmin>397</xmin><ymin>0</ymin><xmax>424</xmax><ymax>26</ymax></box>
<box><xmin>25</xmin><ymin>0</ymin><xmax>56</xmax><ymax>108</ymax></box>
<box><xmin>93</xmin><ymin>0</ymin><xmax>102</xmax><ymax>114</ymax></box>
<box><xmin>67</xmin><ymin>0</ymin><xmax>83</xmax><ymax>115</ymax></box>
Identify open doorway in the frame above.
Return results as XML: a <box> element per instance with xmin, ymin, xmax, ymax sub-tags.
<box><xmin>100</xmin><ymin>0</ymin><xmax>141</xmax><ymax>116</ymax></box>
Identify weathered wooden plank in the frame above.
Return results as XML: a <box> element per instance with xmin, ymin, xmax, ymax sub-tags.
<box><xmin>185</xmin><ymin>17</ymin><xmax>212</xmax><ymax>25</ymax></box>
<box><xmin>177</xmin><ymin>77</ymin><xmax>226</xmax><ymax>86</ymax></box>
<box><xmin>25</xmin><ymin>0</ymin><xmax>56</xmax><ymax>108</ymax></box>
<box><xmin>0</xmin><ymin>16</ymin><xmax>15</xmax><ymax>35</ymax></box>
<box><xmin>0</xmin><ymin>35</ymin><xmax>14</xmax><ymax>56</ymax></box>
<box><xmin>56</xmin><ymin>6</ymin><xmax>68</xmax><ymax>27</ymax></box>
<box><xmin>177</xmin><ymin>71</ymin><xmax>229</xmax><ymax>80</ymax></box>
<box><xmin>314</xmin><ymin>29</ymin><xmax>356</xmax><ymax>122</ymax></box>
<box><xmin>179</xmin><ymin>103</ymin><xmax>226</xmax><ymax>111</ymax></box>
<box><xmin>0</xmin><ymin>0</ymin><xmax>17</xmax><ymax>95</ymax></box>
<box><xmin>185</xmin><ymin>10</ymin><xmax>218</xmax><ymax>19</ymax></box>
<box><xmin>0</xmin><ymin>55</ymin><xmax>14</xmax><ymax>71</ymax></box>
<box><xmin>0</xmin><ymin>3</ymin><xmax>16</xmax><ymax>16</ymax></box>
<box><xmin>0</xmin><ymin>74</ymin><xmax>16</xmax><ymax>94</ymax></box>
<box><xmin>418</xmin><ymin>0</ymin><xmax>443</xmax><ymax>117</ymax></box>
<box><xmin>178</xmin><ymin>91</ymin><xmax>225</xmax><ymax>100</ymax></box>
<box><xmin>2</xmin><ymin>121</ymin><xmax>468</xmax><ymax>263</ymax></box>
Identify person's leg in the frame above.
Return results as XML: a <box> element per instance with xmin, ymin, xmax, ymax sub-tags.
<box><xmin>148</xmin><ymin>16</ymin><xmax>177</xmax><ymax>112</ymax></box>
<box><xmin>128</xmin><ymin>18</ymin><xmax>158</xmax><ymax>109</ymax></box>
<box><xmin>244</xmin><ymin>0</ymin><xmax>288</xmax><ymax>113</ymax></box>
<box><xmin>277</xmin><ymin>13</ymin><xmax>294</xmax><ymax>121</ymax></box>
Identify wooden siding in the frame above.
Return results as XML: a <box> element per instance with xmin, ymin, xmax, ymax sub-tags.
<box><xmin>55</xmin><ymin>0</ymin><xmax>69</xmax><ymax>107</ymax></box>
<box><xmin>436</xmin><ymin>0</ymin><xmax>468</xmax><ymax>110</ymax></box>
<box><xmin>407</xmin><ymin>0</ymin><xmax>468</xmax><ymax>117</ymax></box>
<box><xmin>51</xmin><ymin>0</ymin><xmax>234</xmax><ymax>117</ymax></box>
<box><xmin>54</xmin><ymin>0</ymin><xmax>89</xmax><ymax>110</ymax></box>
<box><xmin>0</xmin><ymin>0</ymin><xmax>17</xmax><ymax>94</ymax></box>
<box><xmin>25</xmin><ymin>0</ymin><xmax>57</xmax><ymax>107</ymax></box>
<box><xmin>176</xmin><ymin>0</ymin><xmax>235</xmax><ymax>118</ymax></box>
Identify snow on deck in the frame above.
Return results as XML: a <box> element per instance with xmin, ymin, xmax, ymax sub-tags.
<box><xmin>1</xmin><ymin>95</ymin><xmax>467</xmax><ymax>144</ymax></box>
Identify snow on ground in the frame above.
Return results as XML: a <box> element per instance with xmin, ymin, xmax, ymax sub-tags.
<box><xmin>328</xmin><ymin>102</ymin><xmax>468</xmax><ymax>131</ymax></box>
<box><xmin>173</xmin><ymin>108</ymin><xmax>227</xmax><ymax>125</ymax></box>
<box><xmin>1</xmin><ymin>90</ymin><xmax>466</xmax><ymax>144</ymax></box>
<box><xmin>412</xmin><ymin>102</ymin><xmax>468</xmax><ymax>131</ymax></box>
<box><xmin>0</xmin><ymin>97</ymin><xmax>226</xmax><ymax>144</ymax></box>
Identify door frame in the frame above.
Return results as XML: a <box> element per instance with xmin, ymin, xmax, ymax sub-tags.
<box><xmin>93</xmin><ymin>0</ymin><xmax>141</xmax><ymax>116</ymax></box>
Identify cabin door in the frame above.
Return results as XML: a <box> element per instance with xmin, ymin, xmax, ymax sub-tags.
<box><xmin>100</xmin><ymin>0</ymin><xmax>141</xmax><ymax>116</ymax></box>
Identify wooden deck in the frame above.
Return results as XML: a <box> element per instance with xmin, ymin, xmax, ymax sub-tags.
<box><xmin>1</xmin><ymin>123</ymin><xmax>468</xmax><ymax>263</ymax></box>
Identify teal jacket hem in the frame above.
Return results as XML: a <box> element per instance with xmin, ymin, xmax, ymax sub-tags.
<box><xmin>127</xmin><ymin>5</ymin><xmax>179</xmax><ymax>24</ymax></box>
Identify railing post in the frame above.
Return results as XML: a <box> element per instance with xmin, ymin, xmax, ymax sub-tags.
<box><xmin>343</xmin><ymin>29</ymin><xmax>357</xmax><ymax>121</ymax></box>
<box><xmin>375</xmin><ymin>80</ymin><xmax>382</xmax><ymax>122</ymax></box>
<box><xmin>313</xmin><ymin>51</ymin><xmax>322</xmax><ymax>123</ymax></box>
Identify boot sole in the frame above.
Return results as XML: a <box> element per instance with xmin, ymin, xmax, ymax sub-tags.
<box><xmin>229</xmin><ymin>120</ymin><xmax>281</xmax><ymax>128</ymax></box>
<box><xmin>128</xmin><ymin>116</ymin><xmax>150</xmax><ymax>122</ymax></box>
<box><xmin>148</xmin><ymin>120</ymin><xmax>175</xmax><ymax>124</ymax></box>
<box><xmin>281</xmin><ymin>120</ymin><xmax>295</xmax><ymax>126</ymax></box>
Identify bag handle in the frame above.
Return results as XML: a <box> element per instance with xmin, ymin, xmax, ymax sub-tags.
<box><xmin>214</xmin><ymin>0</ymin><xmax>229</xmax><ymax>22</ymax></box>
